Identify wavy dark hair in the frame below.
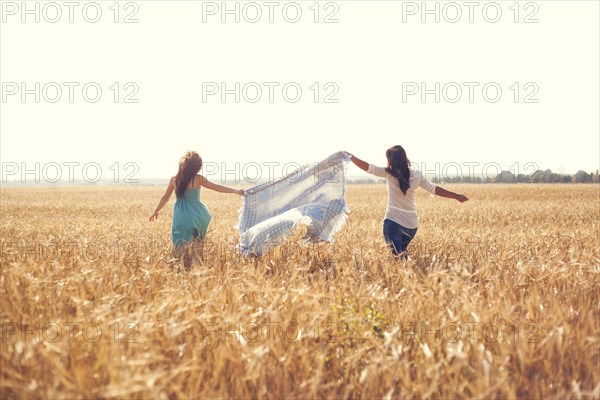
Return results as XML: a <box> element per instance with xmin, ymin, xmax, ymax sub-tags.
<box><xmin>175</xmin><ymin>151</ymin><xmax>203</xmax><ymax>198</ymax></box>
<box><xmin>385</xmin><ymin>145</ymin><xmax>411</xmax><ymax>195</ymax></box>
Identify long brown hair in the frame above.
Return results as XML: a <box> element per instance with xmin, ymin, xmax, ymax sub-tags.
<box><xmin>175</xmin><ymin>151</ymin><xmax>203</xmax><ymax>198</ymax></box>
<box><xmin>385</xmin><ymin>145</ymin><xmax>411</xmax><ymax>195</ymax></box>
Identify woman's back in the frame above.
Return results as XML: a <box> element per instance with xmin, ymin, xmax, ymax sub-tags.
<box><xmin>367</xmin><ymin>165</ymin><xmax>437</xmax><ymax>229</ymax></box>
<box><xmin>176</xmin><ymin>175</ymin><xmax>201</xmax><ymax>201</ymax></box>
<box><xmin>172</xmin><ymin>175</ymin><xmax>211</xmax><ymax>245</ymax></box>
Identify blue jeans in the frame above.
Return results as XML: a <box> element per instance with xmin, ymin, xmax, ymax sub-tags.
<box><xmin>383</xmin><ymin>219</ymin><xmax>417</xmax><ymax>258</ymax></box>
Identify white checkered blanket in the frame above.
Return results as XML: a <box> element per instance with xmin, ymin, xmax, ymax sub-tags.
<box><xmin>238</xmin><ymin>152</ymin><xmax>350</xmax><ymax>256</ymax></box>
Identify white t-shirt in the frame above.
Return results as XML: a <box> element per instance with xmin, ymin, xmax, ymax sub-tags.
<box><xmin>367</xmin><ymin>164</ymin><xmax>437</xmax><ymax>229</ymax></box>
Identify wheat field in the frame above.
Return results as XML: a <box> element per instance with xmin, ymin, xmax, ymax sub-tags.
<box><xmin>1</xmin><ymin>184</ymin><xmax>599</xmax><ymax>399</ymax></box>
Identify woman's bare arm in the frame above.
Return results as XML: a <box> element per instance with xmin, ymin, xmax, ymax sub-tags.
<box><xmin>435</xmin><ymin>186</ymin><xmax>469</xmax><ymax>202</ymax></box>
<box><xmin>345</xmin><ymin>152</ymin><xmax>369</xmax><ymax>172</ymax></box>
<box><xmin>199</xmin><ymin>175</ymin><xmax>244</xmax><ymax>195</ymax></box>
<box><xmin>149</xmin><ymin>178</ymin><xmax>175</xmax><ymax>221</ymax></box>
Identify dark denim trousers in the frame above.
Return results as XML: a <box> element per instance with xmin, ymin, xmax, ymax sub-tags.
<box><xmin>383</xmin><ymin>219</ymin><xmax>417</xmax><ymax>257</ymax></box>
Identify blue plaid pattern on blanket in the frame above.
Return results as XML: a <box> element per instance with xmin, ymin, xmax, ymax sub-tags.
<box><xmin>238</xmin><ymin>152</ymin><xmax>350</xmax><ymax>256</ymax></box>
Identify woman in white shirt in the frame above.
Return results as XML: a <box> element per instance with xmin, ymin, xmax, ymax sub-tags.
<box><xmin>346</xmin><ymin>145</ymin><xmax>468</xmax><ymax>258</ymax></box>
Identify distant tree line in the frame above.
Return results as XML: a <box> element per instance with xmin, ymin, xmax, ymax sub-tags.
<box><xmin>429</xmin><ymin>169</ymin><xmax>600</xmax><ymax>184</ymax></box>
<box><xmin>348</xmin><ymin>169</ymin><xmax>600</xmax><ymax>184</ymax></box>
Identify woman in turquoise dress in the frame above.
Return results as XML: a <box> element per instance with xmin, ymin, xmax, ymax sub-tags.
<box><xmin>149</xmin><ymin>151</ymin><xmax>244</xmax><ymax>267</ymax></box>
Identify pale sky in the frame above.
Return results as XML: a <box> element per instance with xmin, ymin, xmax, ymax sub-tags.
<box><xmin>1</xmin><ymin>1</ymin><xmax>599</xmax><ymax>184</ymax></box>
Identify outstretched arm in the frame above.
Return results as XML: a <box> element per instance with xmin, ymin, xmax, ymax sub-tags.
<box><xmin>345</xmin><ymin>151</ymin><xmax>389</xmax><ymax>178</ymax></box>
<box><xmin>435</xmin><ymin>186</ymin><xmax>469</xmax><ymax>203</ymax></box>
<box><xmin>149</xmin><ymin>177</ymin><xmax>175</xmax><ymax>221</ymax></box>
<box><xmin>199</xmin><ymin>175</ymin><xmax>244</xmax><ymax>195</ymax></box>
<box><xmin>345</xmin><ymin>152</ymin><xmax>369</xmax><ymax>172</ymax></box>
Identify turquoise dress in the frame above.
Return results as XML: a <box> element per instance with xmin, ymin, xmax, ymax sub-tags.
<box><xmin>172</xmin><ymin>176</ymin><xmax>212</xmax><ymax>246</ymax></box>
